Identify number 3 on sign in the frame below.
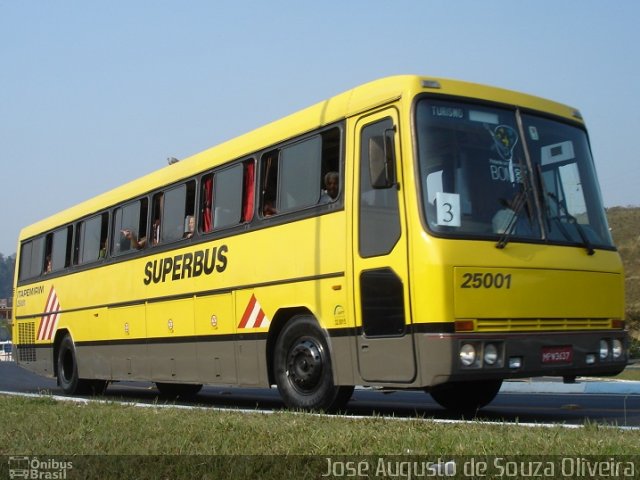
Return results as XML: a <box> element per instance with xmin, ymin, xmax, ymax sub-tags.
<box><xmin>436</xmin><ymin>192</ymin><xmax>461</xmax><ymax>227</ymax></box>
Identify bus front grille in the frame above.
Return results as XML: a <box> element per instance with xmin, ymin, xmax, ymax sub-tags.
<box><xmin>475</xmin><ymin>318</ymin><xmax>613</xmax><ymax>332</ymax></box>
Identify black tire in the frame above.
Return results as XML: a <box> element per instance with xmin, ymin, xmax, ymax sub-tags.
<box><xmin>274</xmin><ymin>316</ymin><xmax>353</xmax><ymax>412</ymax></box>
<box><xmin>429</xmin><ymin>379</ymin><xmax>502</xmax><ymax>414</ymax></box>
<box><xmin>56</xmin><ymin>334</ymin><xmax>106</xmax><ymax>395</ymax></box>
<box><xmin>155</xmin><ymin>382</ymin><xmax>203</xmax><ymax>399</ymax></box>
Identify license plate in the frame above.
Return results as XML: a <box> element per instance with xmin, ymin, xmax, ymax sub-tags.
<box><xmin>541</xmin><ymin>346</ymin><xmax>573</xmax><ymax>364</ymax></box>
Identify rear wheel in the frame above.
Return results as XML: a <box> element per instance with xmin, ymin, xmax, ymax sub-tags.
<box><xmin>57</xmin><ymin>334</ymin><xmax>107</xmax><ymax>395</ymax></box>
<box><xmin>429</xmin><ymin>379</ymin><xmax>502</xmax><ymax>414</ymax></box>
<box><xmin>274</xmin><ymin>316</ymin><xmax>353</xmax><ymax>412</ymax></box>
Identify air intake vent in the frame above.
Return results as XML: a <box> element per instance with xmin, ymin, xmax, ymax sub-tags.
<box><xmin>18</xmin><ymin>322</ymin><xmax>35</xmax><ymax>343</ymax></box>
<box><xmin>17</xmin><ymin>322</ymin><xmax>36</xmax><ymax>362</ymax></box>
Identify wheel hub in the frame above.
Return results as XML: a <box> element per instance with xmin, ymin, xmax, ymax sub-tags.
<box><xmin>286</xmin><ymin>339</ymin><xmax>323</xmax><ymax>392</ymax></box>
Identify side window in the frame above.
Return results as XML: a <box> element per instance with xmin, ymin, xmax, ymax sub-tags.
<box><xmin>18</xmin><ymin>236</ymin><xmax>45</xmax><ymax>281</ymax></box>
<box><xmin>76</xmin><ymin>213</ymin><xmax>109</xmax><ymax>264</ymax></box>
<box><xmin>260</xmin><ymin>126</ymin><xmax>342</xmax><ymax>217</ymax></box>
<box><xmin>112</xmin><ymin>199</ymin><xmax>148</xmax><ymax>255</ymax></box>
<box><xmin>319</xmin><ymin>127</ymin><xmax>342</xmax><ymax>203</ymax></box>
<box><xmin>200</xmin><ymin>174</ymin><xmax>214</xmax><ymax>233</ymax></box>
<box><xmin>359</xmin><ymin>117</ymin><xmax>401</xmax><ymax>258</ymax></box>
<box><xmin>44</xmin><ymin>226</ymin><xmax>72</xmax><ymax>274</ymax></box>
<box><xmin>200</xmin><ymin>160</ymin><xmax>255</xmax><ymax>232</ymax></box>
<box><xmin>261</xmin><ymin>150</ymin><xmax>279</xmax><ymax>217</ymax></box>
<box><xmin>279</xmin><ymin>136</ymin><xmax>322</xmax><ymax>212</ymax></box>
<box><xmin>150</xmin><ymin>192</ymin><xmax>163</xmax><ymax>246</ymax></box>
<box><xmin>18</xmin><ymin>242</ymin><xmax>33</xmax><ymax>281</ymax></box>
<box><xmin>156</xmin><ymin>181</ymin><xmax>196</xmax><ymax>244</ymax></box>
<box><xmin>213</xmin><ymin>164</ymin><xmax>243</xmax><ymax>229</ymax></box>
<box><xmin>242</xmin><ymin>160</ymin><xmax>255</xmax><ymax>222</ymax></box>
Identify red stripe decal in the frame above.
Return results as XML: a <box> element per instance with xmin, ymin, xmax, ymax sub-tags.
<box><xmin>238</xmin><ymin>294</ymin><xmax>257</xmax><ymax>329</ymax></box>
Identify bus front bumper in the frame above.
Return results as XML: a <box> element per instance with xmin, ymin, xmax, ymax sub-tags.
<box><xmin>419</xmin><ymin>330</ymin><xmax>629</xmax><ymax>387</ymax></box>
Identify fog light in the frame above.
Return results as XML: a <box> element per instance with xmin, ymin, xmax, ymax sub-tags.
<box><xmin>599</xmin><ymin>339</ymin><xmax>609</xmax><ymax>360</ymax></box>
<box><xmin>509</xmin><ymin>357</ymin><xmax>522</xmax><ymax>369</ymax></box>
<box><xmin>585</xmin><ymin>354</ymin><xmax>596</xmax><ymax>365</ymax></box>
<box><xmin>612</xmin><ymin>339</ymin><xmax>623</xmax><ymax>359</ymax></box>
<box><xmin>460</xmin><ymin>343</ymin><xmax>476</xmax><ymax>367</ymax></box>
<box><xmin>484</xmin><ymin>343</ymin><xmax>499</xmax><ymax>366</ymax></box>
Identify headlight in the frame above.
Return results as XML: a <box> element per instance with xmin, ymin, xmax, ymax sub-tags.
<box><xmin>484</xmin><ymin>343</ymin><xmax>499</xmax><ymax>365</ymax></box>
<box><xmin>460</xmin><ymin>343</ymin><xmax>476</xmax><ymax>366</ymax></box>
<box><xmin>599</xmin><ymin>339</ymin><xmax>609</xmax><ymax>360</ymax></box>
<box><xmin>612</xmin><ymin>339</ymin><xmax>623</xmax><ymax>359</ymax></box>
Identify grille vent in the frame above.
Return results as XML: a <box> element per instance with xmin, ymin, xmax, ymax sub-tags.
<box><xmin>475</xmin><ymin>318</ymin><xmax>612</xmax><ymax>332</ymax></box>
<box><xmin>17</xmin><ymin>321</ymin><xmax>36</xmax><ymax>362</ymax></box>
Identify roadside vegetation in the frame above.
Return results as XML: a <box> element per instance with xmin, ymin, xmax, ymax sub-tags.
<box><xmin>1</xmin><ymin>395</ymin><xmax>638</xmax><ymax>477</ymax></box>
<box><xmin>607</xmin><ymin>207</ymin><xmax>640</xmax><ymax>357</ymax></box>
<box><xmin>614</xmin><ymin>368</ymin><xmax>640</xmax><ymax>381</ymax></box>
<box><xmin>0</xmin><ymin>253</ymin><xmax>14</xmax><ymax>300</ymax></box>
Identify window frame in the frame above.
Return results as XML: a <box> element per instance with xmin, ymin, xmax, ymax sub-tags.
<box><xmin>199</xmin><ymin>158</ymin><xmax>256</xmax><ymax>235</ymax></box>
<box><xmin>153</xmin><ymin>180</ymin><xmax>196</xmax><ymax>246</ymax></box>
<box><xmin>75</xmin><ymin>212</ymin><xmax>110</xmax><ymax>265</ymax></box>
<box><xmin>111</xmin><ymin>198</ymin><xmax>148</xmax><ymax>257</ymax></box>
<box><xmin>45</xmin><ymin>226</ymin><xmax>73</xmax><ymax>273</ymax></box>
<box><xmin>18</xmin><ymin>236</ymin><xmax>45</xmax><ymax>281</ymax></box>
<box><xmin>259</xmin><ymin>124</ymin><xmax>344</xmax><ymax>220</ymax></box>
<box><xmin>358</xmin><ymin>116</ymin><xmax>402</xmax><ymax>258</ymax></box>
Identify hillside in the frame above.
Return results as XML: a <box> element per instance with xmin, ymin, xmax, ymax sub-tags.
<box><xmin>607</xmin><ymin>206</ymin><xmax>640</xmax><ymax>336</ymax></box>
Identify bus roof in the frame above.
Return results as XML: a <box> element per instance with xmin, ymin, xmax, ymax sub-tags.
<box><xmin>18</xmin><ymin>74</ymin><xmax>580</xmax><ymax>242</ymax></box>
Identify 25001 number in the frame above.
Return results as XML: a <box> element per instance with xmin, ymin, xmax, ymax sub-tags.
<box><xmin>461</xmin><ymin>272</ymin><xmax>512</xmax><ymax>289</ymax></box>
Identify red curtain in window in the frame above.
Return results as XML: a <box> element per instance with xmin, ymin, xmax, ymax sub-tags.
<box><xmin>202</xmin><ymin>176</ymin><xmax>213</xmax><ymax>233</ymax></box>
<box><xmin>242</xmin><ymin>161</ymin><xmax>255</xmax><ymax>222</ymax></box>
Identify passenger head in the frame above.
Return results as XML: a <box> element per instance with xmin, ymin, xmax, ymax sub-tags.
<box><xmin>324</xmin><ymin>171</ymin><xmax>339</xmax><ymax>199</ymax></box>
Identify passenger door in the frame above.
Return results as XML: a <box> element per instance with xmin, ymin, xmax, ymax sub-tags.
<box><xmin>352</xmin><ymin>109</ymin><xmax>416</xmax><ymax>383</ymax></box>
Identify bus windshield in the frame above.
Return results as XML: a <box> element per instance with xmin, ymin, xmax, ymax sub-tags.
<box><xmin>415</xmin><ymin>97</ymin><xmax>614</xmax><ymax>249</ymax></box>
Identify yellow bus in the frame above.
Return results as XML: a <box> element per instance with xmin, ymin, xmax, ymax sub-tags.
<box><xmin>13</xmin><ymin>75</ymin><xmax>628</xmax><ymax>412</ymax></box>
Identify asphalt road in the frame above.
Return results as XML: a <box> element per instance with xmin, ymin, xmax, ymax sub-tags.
<box><xmin>1</xmin><ymin>361</ymin><xmax>639</xmax><ymax>428</ymax></box>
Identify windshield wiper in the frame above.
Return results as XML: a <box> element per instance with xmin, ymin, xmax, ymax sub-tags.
<box><xmin>495</xmin><ymin>187</ymin><xmax>528</xmax><ymax>250</ymax></box>
<box><xmin>545</xmin><ymin>192</ymin><xmax>595</xmax><ymax>256</ymax></box>
<box><xmin>533</xmin><ymin>165</ymin><xmax>595</xmax><ymax>255</ymax></box>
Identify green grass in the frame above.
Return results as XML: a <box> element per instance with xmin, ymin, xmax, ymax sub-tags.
<box><xmin>2</xmin><ymin>394</ymin><xmax>639</xmax><ymax>478</ymax></box>
<box><xmin>1</xmin><ymin>395</ymin><xmax>638</xmax><ymax>456</ymax></box>
<box><xmin>614</xmin><ymin>367</ymin><xmax>640</xmax><ymax>382</ymax></box>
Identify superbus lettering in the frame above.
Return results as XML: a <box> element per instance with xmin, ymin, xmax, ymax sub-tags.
<box><xmin>143</xmin><ymin>245</ymin><xmax>228</xmax><ymax>285</ymax></box>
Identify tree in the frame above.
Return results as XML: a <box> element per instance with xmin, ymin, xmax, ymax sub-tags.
<box><xmin>0</xmin><ymin>253</ymin><xmax>16</xmax><ymax>300</ymax></box>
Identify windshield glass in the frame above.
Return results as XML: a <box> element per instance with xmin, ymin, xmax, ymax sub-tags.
<box><xmin>415</xmin><ymin>98</ymin><xmax>613</xmax><ymax>249</ymax></box>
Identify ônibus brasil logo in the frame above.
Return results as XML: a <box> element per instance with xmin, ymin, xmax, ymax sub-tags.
<box><xmin>8</xmin><ymin>456</ymin><xmax>73</xmax><ymax>479</ymax></box>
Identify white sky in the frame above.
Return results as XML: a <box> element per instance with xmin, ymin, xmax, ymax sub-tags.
<box><xmin>2</xmin><ymin>0</ymin><xmax>639</xmax><ymax>254</ymax></box>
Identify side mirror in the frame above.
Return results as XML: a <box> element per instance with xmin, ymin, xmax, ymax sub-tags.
<box><xmin>369</xmin><ymin>127</ymin><xmax>396</xmax><ymax>189</ymax></box>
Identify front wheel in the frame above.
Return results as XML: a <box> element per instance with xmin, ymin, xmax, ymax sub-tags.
<box><xmin>274</xmin><ymin>316</ymin><xmax>353</xmax><ymax>412</ymax></box>
<box><xmin>428</xmin><ymin>379</ymin><xmax>503</xmax><ymax>414</ymax></box>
